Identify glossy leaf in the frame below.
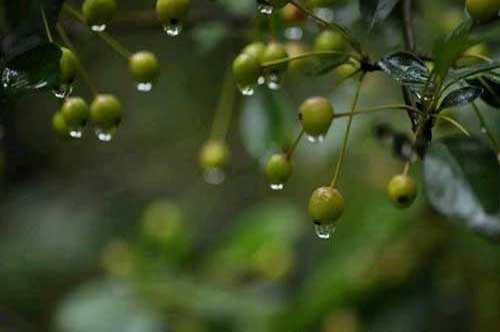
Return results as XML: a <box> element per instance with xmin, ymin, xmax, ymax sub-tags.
<box><xmin>359</xmin><ymin>0</ymin><xmax>400</xmax><ymax>28</ymax></box>
<box><xmin>467</xmin><ymin>75</ymin><xmax>500</xmax><ymax>108</ymax></box>
<box><xmin>424</xmin><ymin>136</ymin><xmax>500</xmax><ymax>241</ymax></box>
<box><xmin>378</xmin><ymin>51</ymin><xmax>429</xmax><ymax>85</ymax></box>
<box><xmin>439</xmin><ymin>86</ymin><xmax>483</xmax><ymax>110</ymax></box>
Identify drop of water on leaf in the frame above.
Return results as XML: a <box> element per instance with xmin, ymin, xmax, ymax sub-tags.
<box><xmin>306</xmin><ymin>134</ymin><xmax>325</xmax><ymax>144</ymax></box>
<box><xmin>204</xmin><ymin>168</ymin><xmax>225</xmax><ymax>185</ymax></box>
<box><xmin>257</xmin><ymin>3</ymin><xmax>273</xmax><ymax>15</ymax></box>
<box><xmin>91</xmin><ymin>24</ymin><xmax>107</xmax><ymax>32</ymax></box>
<box><xmin>238</xmin><ymin>85</ymin><xmax>255</xmax><ymax>96</ymax></box>
<box><xmin>270</xmin><ymin>183</ymin><xmax>284</xmax><ymax>191</ymax></box>
<box><xmin>95</xmin><ymin>128</ymin><xmax>115</xmax><ymax>142</ymax></box>
<box><xmin>137</xmin><ymin>82</ymin><xmax>153</xmax><ymax>92</ymax></box>
<box><xmin>266</xmin><ymin>72</ymin><xmax>282</xmax><ymax>90</ymax></box>
<box><xmin>314</xmin><ymin>223</ymin><xmax>336</xmax><ymax>240</ymax></box>
<box><xmin>284</xmin><ymin>27</ymin><xmax>303</xmax><ymax>40</ymax></box>
<box><xmin>52</xmin><ymin>84</ymin><xmax>73</xmax><ymax>99</ymax></box>
<box><xmin>164</xmin><ymin>22</ymin><xmax>183</xmax><ymax>36</ymax></box>
<box><xmin>69</xmin><ymin>128</ymin><xmax>83</xmax><ymax>139</ymax></box>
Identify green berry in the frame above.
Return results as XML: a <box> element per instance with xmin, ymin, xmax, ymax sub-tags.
<box><xmin>299</xmin><ymin>96</ymin><xmax>334</xmax><ymax>137</ymax></box>
<box><xmin>232</xmin><ymin>53</ymin><xmax>261</xmax><ymax>89</ymax></box>
<box><xmin>286</xmin><ymin>42</ymin><xmax>310</xmax><ymax>74</ymax></box>
<box><xmin>313</xmin><ymin>30</ymin><xmax>346</xmax><ymax>53</ymax></box>
<box><xmin>82</xmin><ymin>0</ymin><xmax>117</xmax><ymax>27</ymax></box>
<box><xmin>90</xmin><ymin>94</ymin><xmax>122</xmax><ymax>130</ymax></box>
<box><xmin>61</xmin><ymin>97</ymin><xmax>90</xmax><ymax>129</ymax></box>
<box><xmin>466</xmin><ymin>0</ymin><xmax>500</xmax><ymax>23</ymax></box>
<box><xmin>129</xmin><ymin>51</ymin><xmax>160</xmax><ymax>84</ymax></box>
<box><xmin>335</xmin><ymin>63</ymin><xmax>358</xmax><ymax>80</ymax></box>
<box><xmin>262</xmin><ymin>42</ymin><xmax>289</xmax><ymax>72</ymax></box>
<box><xmin>199</xmin><ymin>140</ymin><xmax>230</xmax><ymax>170</ymax></box>
<box><xmin>52</xmin><ymin>112</ymin><xmax>70</xmax><ymax>139</ymax></box>
<box><xmin>242</xmin><ymin>42</ymin><xmax>267</xmax><ymax>64</ymax></box>
<box><xmin>156</xmin><ymin>0</ymin><xmax>190</xmax><ymax>25</ymax></box>
<box><xmin>308</xmin><ymin>186</ymin><xmax>345</xmax><ymax>225</ymax></box>
<box><xmin>265</xmin><ymin>153</ymin><xmax>293</xmax><ymax>187</ymax></box>
<box><xmin>387</xmin><ymin>174</ymin><xmax>417</xmax><ymax>208</ymax></box>
<box><xmin>60</xmin><ymin>47</ymin><xmax>78</xmax><ymax>84</ymax></box>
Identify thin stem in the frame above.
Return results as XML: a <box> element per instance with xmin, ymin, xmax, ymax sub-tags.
<box><xmin>261</xmin><ymin>50</ymin><xmax>361</xmax><ymax>69</ymax></box>
<box><xmin>63</xmin><ymin>4</ymin><xmax>132</xmax><ymax>59</ymax></box>
<box><xmin>210</xmin><ymin>65</ymin><xmax>237</xmax><ymax>141</ymax></box>
<box><xmin>330</xmin><ymin>74</ymin><xmax>365</xmax><ymax>188</ymax></box>
<box><xmin>401</xmin><ymin>0</ymin><xmax>415</xmax><ymax>52</ymax></box>
<box><xmin>433</xmin><ymin>114</ymin><xmax>471</xmax><ymax>136</ymax></box>
<box><xmin>56</xmin><ymin>23</ymin><xmax>99</xmax><ymax>96</ymax></box>
<box><xmin>40</xmin><ymin>2</ymin><xmax>54</xmax><ymax>43</ymax></box>
<box><xmin>286</xmin><ymin>130</ymin><xmax>304</xmax><ymax>160</ymax></box>
<box><xmin>403</xmin><ymin>162</ymin><xmax>410</xmax><ymax>176</ymax></box>
<box><xmin>458</xmin><ymin>53</ymin><xmax>493</xmax><ymax>64</ymax></box>
<box><xmin>471</xmin><ymin>101</ymin><xmax>499</xmax><ymax>151</ymax></box>
<box><xmin>332</xmin><ymin>104</ymin><xmax>420</xmax><ymax>119</ymax></box>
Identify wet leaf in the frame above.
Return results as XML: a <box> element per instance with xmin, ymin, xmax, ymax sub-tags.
<box><xmin>439</xmin><ymin>86</ymin><xmax>483</xmax><ymax>110</ymax></box>
<box><xmin>467</xmin><ymin>75</ymin><xmax>500</xmax><ymax>108</ymax></box>
<box><xmin>378</xmin><ymin>51</ymin><xmax>429</xmax><ymax>85</ymax></box>
<box><xmin>424</xmin><ymin>136</ymin><xmax>500</xmax><ymax>241</ymax></box>
<box><xmin>359</xmin><ymin>0</ymin><xmax>400</xmax><ymax>29</ymax></box>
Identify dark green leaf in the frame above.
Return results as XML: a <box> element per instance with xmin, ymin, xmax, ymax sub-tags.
<box><xmin>467</xmin><ymin>75</ymin><xmax>500</xmax><ymax>108</ymax></box>
<box><xmin>439</xmin><ymin>86</ymin><xmax>483</xmax><ymax>110</ymax></box>
<box><xmin>359</xmin><ymin>0</ymin><xmax>400</xmax><ymax>28</ymax></box>
<box><xmin>378</xmin><ymin>51</ymin><xmax>429</xmax><ymax>85</ymax></box>
<box><xmin>424</xmin><ymin>136</ymin><xmax>500</xmax><ymax>241</ymax></box>
<box><xmin>301</xmin><ymin>53</ymin><xmax>350</xmax><ymax>76</ymax></box>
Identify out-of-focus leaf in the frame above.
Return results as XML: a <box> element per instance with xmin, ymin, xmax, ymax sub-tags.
<box><xmin>424</xmin><ymin>136</ymin><xmax>500</xmax><ymax>241</ymax></box>
<box><xmin>301</xmin><ymin>53</ymin><xmax>350</xmax><ymax>76</ymax></box>
<box><xmin>359</xmin><ymin>0</ymin><xmax>400</xmax><ymax>28</ymax></box>
<box><xmin>218</xmin><ymin>0</ymin><xmax>253</xmax><ymax>16</ymax></box>
<box><xmin>378</xmin><ymin>52</ymin><xmax>429</xmax><ymax>85</ymax></box>
<box><xmin>55</xmin><ymin>280</ymin><xmax>165</xmax><ymax>332</ymax></box>
<box><xmin>191</xmin><ymin>22</ymin><xmax>228</xmax><ymax>54</ymax></box>
<box><xmin>439</xmin><ymin>86</ymin><xmax>483</xmax><ymax>110</ymax></box>
<box><xmin>239</xmin><ymin>90</ymin><xmax>295</xmax><ymax>159</ymax></box>
<box><xmin>467</xmin><ymin>75</ymin><xmax>500</xmax><ymax>108</ymax></box>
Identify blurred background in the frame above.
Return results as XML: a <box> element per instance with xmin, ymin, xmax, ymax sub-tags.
<box><xmin>1</xmin><ymin>0</ymin><xmax>500</xmax><ymax>332</ymax></box>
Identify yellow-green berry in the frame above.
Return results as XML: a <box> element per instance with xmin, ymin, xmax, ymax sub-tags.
<box><xmin>299</xmin><ymin>96</ymin><xmax>334</xmax><ymax>138</ymax></box>
<box><xmin>52</xmin><ymin>112</ymin><xmax>70</xmax><ymax>139</ymax></box>
<box><xmin>129</xmin><ymin>51</ymin><xmax>160</xmax><ymax>84</ymax></box>
<box><xmin>466</xmin><ymin>0</ymin><xmax>500</xmax><ymax>23</ymax></box>
<box><xmin>232</xmin><ymin>53</ymin><xmax>261</xmax><ymax>93</ymax></box>
<box><xmin>61</xmin><ymin>97</ymin><xmax>89</xmax><ymax>129</ymax></box>
<box><xmin>242</xmin><ymin>42</ymin><xmax>267</xmax><ymax>64</ymax></box>
<box><xmin>313</xmin><ymin>30</ymin><xmax>346</xmax><ymax>52</ymax></box>
<box><xmin>308</xmin><ymin>186</ymin><xmax>345</xmax><ymax>225</ymax></box>
<box><xmin>387</xmin><ymin>174</ymin><xmax>417</xmax><ymax>208</ymax></box>
<box><xmin>156</xmin><ymin>0</ymin><xmax>190</xmax><ymax>26</ymax></box>
<box><xmin>262</xmin><ymin>41</ymin><xmax>289</xmax><ymax>72</ymax></box>
<box><xmin>60</xmin><ymin>47</ymin><xmax>78</xmax><ymax>84</ymax></box>
<box><xmin>82</xmin><ymin>0</ymin><xmax>117</xmax><ymax>28</ymax></box>
<box><xmin>90</xmin><ymin>94</ymin><xmax>122</xmax><ymax>130</ymax></box>
<box><xmin>265</xmin><ymin>153</ymin><xmax>293</xmax><ymax>189</ymax></box>
<box><xmin>199</xmin><ymin>140</ymin><xmax>230</xmax><ymax>170</ymax></box>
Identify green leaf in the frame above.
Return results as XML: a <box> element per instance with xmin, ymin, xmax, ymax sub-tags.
<box><xmin>439</xmin><ymin>86</ymin><xmax>483</xmax><ymax>110</ymax></box>
<box><xmin>378</xmin><ymin>51</ymin><xmax>429</xmax><ymax>85</ymax></box>
<box><xmin>359</xmin><ymin>0</ymin><xmax>400</xmax><ymax>28</ymax></box>
<box><xmin>191</xmin><ymin>22</ymin><xmax>228</xmax><ymax>54</ymax></box>
<box><xmin>301</xmin><ymin>53</ymin><xmax>350</xmax><ymax>76</ymax></box>
<box><xmin>423</xmin><ymin>136</ymin><xmax>500</xmax><ymax>241</ymax></box>
<box><xmin>467</xmin><ymin>75</ymin><xmax>500</xmax><ymax>108</ymax></box>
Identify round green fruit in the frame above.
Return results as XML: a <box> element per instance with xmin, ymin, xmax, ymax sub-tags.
<box><xmin>466</xmin><ymin>0</ymin><xmax>500</xmax><ymax>23</ymax></box>
<box><xmin>90</xmin><ymin>94</ymin><xmax>122</xmax><ymax>130</ymax></box>
<box><xmin>61</xmin><ymin>97</ymin><xmax>90</xmax><ymax>128</ymax></box>
<box><xmin>265</xmin><ymin>153</ymin><xmax>293</xmax><ymax>187</ymax></box>
<box><xmin>129</xmin><ymin>51</ymin><xmax>160</xmax><ymax>84</ymax></box>
<box><xmin>60</xmin><ymin>47</ymin><xmax>78</xmax><ymax>84</ymax></box>
<box><xmin>232</xmin><ymin>53</ymin><xmax>261</xmax><ymax>88</ymax></box>
<box><xmin>299</xmin><ymin>96</ymin><xmax>334</xmax><ymax>137</ymax></box>
<box><xmin>242</xmin><ymin>42</ymin><xmax>267</xmax><ymax>64</ymax></box>
<box><xmin>387</xmin><ymin>174</ymin><xmax>417</xmax><ymax>208</ymax></box>
<box><xmin>199</xmin><ymin>140</ymin><xmax>230</xmax><ymax>170</ymax></box>
<box><xmin>262</xmin><ymin>42</ymin><xmax>289</xmax><ymax>72</ymax></box>
<box><xmin>313</xmin><ymin>30</ymin><xmax>346</xmax><ymax>52</ymax></box>
<box><xmin>156</xmin><ymin>0</ymin><xmax>190</xmax><ymax>25</ymax></box>
<box><xmin>335</xmin><ymin>63</ymin><xmax>359</xmax><ymax>80</ymax></box>
<box><xmin>82</xmin><ymin>0</ymin><xmax>117</xmax><ymax>27</ymax></box>
<box><xmin>308</xmin><ymin>186</ymin><xmax>345</xmax><ymax>225</ymax></box>
<box><xmin>52</xmin><ymin>112</ymin><xmax>70</xmax><ymax>138</ymax></box>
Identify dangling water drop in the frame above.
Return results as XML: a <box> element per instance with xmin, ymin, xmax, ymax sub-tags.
<box><xmin>52</xmin><ymin>84</ymin><xmax>73</xmax><ymax>99</ymax></box>
<box><xmin>270</xmin><ymin>183</ymin><xmax>284</xmax><ymax>191</ymax></box>
<box><xmin>137</xmin><ymin>82</ymin><xmax>153</xmax><ymax>92</ymax></box>
<box><xmin>95</xmin><ymin>127</ymin><xmax>115</xmax><ymax>142</ymax></box>
<box><xmin>284</xmin><ymin>27</ymin><xmax>303</xmax><ymax>40</ymax></box>
<box><xmin>257</xmin><ymin>76</ymin><xmax>266</xmax><ymax>85</ymax></box>
<box><xmin>91</xmin><ymin>24</ymin><xmax>107</xmax><ymax>32</ymax></box>
<box><xmin>69</xmin><ymin>128</ymin><xmax>83</xmax><ymax>139</ymax></box>
<box><xmin>266</xmin><ymin>72</ymin><xmax>282</xmax><ymax>90</ymax></box>
<box><xmin>238</xmin><ymin>85</ymin><xmax>255</xmax><ymax>96</ymax></box>
<box><xmin>257</xmin><ymin>3</ymin><xmax>273</xmax><ymax>15</ymax></box>
<box><xmin>164</xmin><ymin>20</ymin><xmax>183</xmax><ymax>36</ymax></box>
<box><xmin>481</xmin><ymin>126</ymin><xmax>487</xmax><ymax>134</ymax></box>
<box><xmin>306</xmin><ymin>134</ymin><xmax>325</xmax><ymax>144</ymax></box>
<box><xmin>203</xmin><ymin>168</ymin><xmax>225</xmax><ymax>185</ymax></box>
<box><xmin>314</xmin><ymin>223</ymin><xmax>336</xmax><ymax>240</ymax></box>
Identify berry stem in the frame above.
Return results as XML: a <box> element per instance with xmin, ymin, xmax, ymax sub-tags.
<box><xmin>330</xmin><ymin>74</ymin><xmax>365</xmax><ymax>188</ymax></box>
<box><xmin>210</xmin><ymin>64</ymin><xmax>237</xmax><ymax>141</ymax></box>
<box><xmin>432</xmin><ymin>114</ymin><xmax>471</xmax><ymax>136</ymax></box>
<box><xmin>332</xmin><ymin>104</ymin><xmax>420</xmax><ymax>119</ymax></box>
<box><xmin>286</xmin><ymin>129</ymin><xmax>304</xmax><ymax>160</ymax></box>
<box><xmin>403</xmin><ymin>161</ymin><xmax>410</xmax><ymax>176</ymax></box>
<box><xmin>471</xmin><ymin>101</ymin><xmax>499</xmax><ymax>152</ymax></box>
<box><xmin>56</xmin><ymin>23</ymin><xmax>99</xmax><ymax>97</ymax></box>
<box><xmin>40</xmin><ymin>2</ymin><xmax>54</xmax><ymax>43</ymax></box>
<box><xmin>261</xmin><ymin>51</ymin><xmax>362</xmax><ymax>69</ymax></box>
<box><xmin>63</xmin><ymin>4</ymin><xmax>132</xmax><ymax>59</ymax></box>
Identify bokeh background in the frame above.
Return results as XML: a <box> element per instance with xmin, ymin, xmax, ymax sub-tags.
<box><xmin>1</xmin><ymin>0</ymin><xmax>500</xmax><ymax>332</ymax></box>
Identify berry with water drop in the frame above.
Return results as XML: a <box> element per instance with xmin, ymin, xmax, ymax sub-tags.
<box><xmin>299</xmin><ymin>96</ymin><xmax>334</xmax><ymax>138</ymax></box>
<box><xmin>308</xmin><ymin>186</ymin><xmax>345</xmax><ymax>225</ymax></box>
<box><xmin>156</xmin><ymin>0</ymin><xmax>190</xmax><ymax>27</ymax></box>
<box><xmin>129</xmin><ymin>51</ymin><xmax>160</xmax><ymax>84</ymax></box>
<box><xmin>232</xmin><ymin>53</ymin><xmax>261</xmax><ymax>91</ymax></box>
<box><xmin>82</xmin><ymin>0</ymin><xmax>117</xmax><ymax>28</ymax></box>
<box><xmin>61</xmin><ymin>97</ymin><xmax>90</xmax><ymax>129</ymax></box>
<box><xmin>265</xmin><ymin>153</ymin><xmax>293</xmax><ymax>188</ymax></box>
<box><xmin>387</xmin><ymin>174</ymin><xmax>417</xmax><ymax>208</ymax></box>
<box><xmin>314</xmin><ymin>29</ymin><xmax>347</xmax><ymax>52</ymax></box>
<box><xmin>199</xmin><ymin>140</ymin><xmax>230</xmax><ymax>171</ymax></box>
<box><xmin>90</xmin><ymin>94</ymin><xmax>122</xmax><ymax>130</ymax></box>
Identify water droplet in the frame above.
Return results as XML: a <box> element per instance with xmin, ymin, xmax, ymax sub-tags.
<box><xmin>314</xmin><ymin>223</ymin><xmax>336</xmax><ymax>240</ymax></box>
<box><xmin>497</xmin><ymin>152</ymin><xmax>500</xmax><ymax>165</ymax></box>
<box><xmin>306</xmin><ymin>134</ymin><xmax>325</xmax><ymax>144</ymax></box>
<box><xmin>238</xmin><ymin>85</ymin><xmax>255</xmax><ymax>96</ymax></box>
<box><xmin>52</xmin><ymin>84</ymin><xmax>73</xmax><ymax>99</ymax></box>
<box><xmin>266</xmin><ymin>72</ymin><xmax>282</xmax><ymax>90</ymax></box>
<box><xmin>137</xmin><ymin>82</ymin><xmax>153</xmax><ymax>92</ymax></box>
<box><xmin>257</xmin><ymin>3</ymin><xmax>273</xmax><ymax>15</ymax></box>
<box><xmin>270</xmin><ymin>183</ymin><xmax>284</xmax><ymax>191</ymax></box>
<box><xmin>69</xmin><ymin>128</ymin><xmax>83</xmax><ymax>139</ymax></box>
<box><xmin>91</xmin><ymin>24</ymin><xmax>107</xmax><ymax>32</ymax></box>
<box><xmin>203</xmin><ymin>168</ymin><xmax>225</xmax><ymax>185</ymax></box>
<box><xmin>284</xmin><ymin>27</ymin><xmax>303</xmax><ymax>40</ymax></box>
<box><xmin>164</xmin><ymin>22</ymin><xmax>183</xmax><ymax>36</ymax></box>
<box><xmin>481</xmin><ymin>127</ymin><xmax>487</xmax><ymax>134</ymax></box>
<box><xmin>257</xmin><ymin>76</ymin><xmax>266</xmax><ymax>85</ymax></box>
<box><xmin>95</xmin><ymin>128</ymin><xmax>115</xmax><ymax>142</ymax></box>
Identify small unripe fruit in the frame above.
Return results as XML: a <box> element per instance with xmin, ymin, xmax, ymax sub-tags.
<box><xmin>314</xmin><ymin>30</ymin><xmax>346</xmax><ymax>52</ymax></box>
<box><xmin>299</xmin><ymin>96</ymin><xmax>334</xmax><ymax>137</ymax></box>
<box><xmin>281</xmin><ymin>3</ymin><xmax>305</xmax><ymax>24</ymax></box>
<box><xmin>156</xmin><ymin>0</ymin><xmax>190</xmax><ymax>25</ymax></box>
<box><xmin>199</xmin><ymin>140</ymin><xmax>230</xmax><ymax>170</ymax></box>
<box><xmin>308</xmin><ymin>186</ymin><xmax>345</xmax><ymax>225</ymax></box>
<box><xmin>52</xmin><ymin>112</ymin><xmax>70</xmax><ymax>139</ymax></box>
<box><xmin>61</xmin><ymin>97</ymin><xmax>89</xmax><ymax>128</ymax></box>
<box><xmin>335</xmin><ymin>63</ymin><xmax>358</xmax><ymax>80</ymax></box>
<box><xmin>60</xmin><ymin>47</ymin><xmax>78</xmax><ymax>84</ymax></box>
<box><xmin>466</xmin><ymin>0</ymin><xmax>500</xmax><ymax>23</ymax></box>
<box><xmin>262</xmin><ymin>42</ymin><xmax>289</xmax><ymax>72</ymax></box>
<box><xmin>387</xmin><ymin>174</ymin><xmax>417</xmax><ymax>208</ymax></box>
<box><xmin>232</xmin><ymin>53</ymin><xmax>261</xmax><ymax>88</ymax></box>
<box><xmin>265</xmin><ymin>153</ymin><xmax>293</xmax><ymax>187</ymax></box>
<box><xmin>129</xmin><ymin>51</ymin><xmax>160</xmax><ymax>84</ymax></box>
<box><xmin>242</xmin><ymin>42</ymin><xmax>267</xmax><ymax>64</ymax></box>
<box><xmin>285</xmin><ymin>42</ymin><xmax>310</xmax><ymax>74</ymax></box>
<box><xmin>82</xmin><ymin>0</ymin><xmax>117</xmax><ymax>27</ymax></box>
<box><xmin>90</xmin><ymin>94</ymin><xmax>122</xmax><ymax>130</ymax></box>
